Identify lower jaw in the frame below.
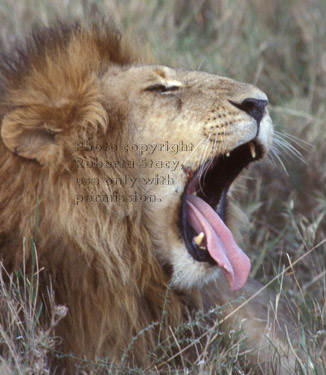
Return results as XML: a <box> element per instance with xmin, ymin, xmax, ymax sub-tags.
<box><xmin>170</xmin><ymin>247</ymin><xmax>221</xmax><ymax>289</ymax></box>
<box><xmin>181</xmin><ymin>142</ymin><xmax>262</xmax><ymax>264</ymax></box>
<box><xmin>177</xmin><ymin>141</ymin><xmax>264</xmax><ymax>290</ymax></box>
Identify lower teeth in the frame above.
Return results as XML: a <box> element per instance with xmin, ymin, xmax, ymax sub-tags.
<box><xmin>193</xmin><ymin>232</ymin><xmax>205</xmax><ymax>246</ymax></box>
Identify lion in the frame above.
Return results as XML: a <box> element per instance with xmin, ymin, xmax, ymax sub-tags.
<box><xmin>0</xmin><ymin>21</ymin><xmax>300</xmax><ymax>373</ymax></box>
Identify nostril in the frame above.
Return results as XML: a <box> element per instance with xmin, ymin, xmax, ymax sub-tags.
<box><xmin>229</xmin><ymin>98</ymin><xmax>268</xmax><ymax>123</ymax></box>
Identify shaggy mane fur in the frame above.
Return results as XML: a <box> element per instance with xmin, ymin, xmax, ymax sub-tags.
<box><xmin>0</xmin><ymin>21</ymin><xmax>303</xmax><ymax>375</ymax></box>
<box><xmin>0</xmin><ymin>22</ymin><xmax>199</xmax><ymax>370</ymax></box>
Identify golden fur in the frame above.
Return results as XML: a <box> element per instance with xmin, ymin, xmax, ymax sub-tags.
<box><xmin>0</xmin><ymin>22</ymin><xmax>300</xmax><ymax>373</ymax></box>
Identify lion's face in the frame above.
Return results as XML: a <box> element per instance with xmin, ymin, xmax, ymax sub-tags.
<box><xmin>0</xmin><ymin>24</ymin><xmax>301</xmax><ymax>371</ymax></box>
<box><xmin>104</xmin><ymin>65</ymin><xmax>273</xmax><ymax>290</ymax></box>
<box><xmin>0</xmin><ymin>20</ymin><xmax>273</xmax><ymax>293</ymax></box>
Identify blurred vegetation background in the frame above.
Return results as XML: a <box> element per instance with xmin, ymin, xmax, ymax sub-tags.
<box><xmin>0</xmin><ymin>0</ymin><xmax>325</xmax><ymax>374</ymax></box>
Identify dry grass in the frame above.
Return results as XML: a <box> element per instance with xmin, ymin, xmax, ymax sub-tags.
<box><xmin>0</xmin><ymin>0</ymin><xmax>325</xmax><ymax>374</ymax></box>
<box><xmin>0</xmin><ymin>240</ymin><xmax>67</xmax><ymax>375</ymax></box>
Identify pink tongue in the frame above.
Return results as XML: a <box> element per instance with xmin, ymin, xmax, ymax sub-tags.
<box><xmin>186</xmin><ymin>194</ymin><xmax>250</xmax><ymax>291</ymax></box>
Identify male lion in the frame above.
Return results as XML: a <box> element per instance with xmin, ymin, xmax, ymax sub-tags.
<box><xmin>0</xmin><ymin>22</ymin><xmax>299</xmax><ymax>373</ymax></box>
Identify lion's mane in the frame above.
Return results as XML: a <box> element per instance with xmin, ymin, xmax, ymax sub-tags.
<box><xmin>0</xmin><ymin>22</ymin><xmax>199</xmax><ymax>368</ymax></box>
<box><xmin>0</xmin><ymin>21</ymin><xmax>303</xmax><ymax>375</ymax></box>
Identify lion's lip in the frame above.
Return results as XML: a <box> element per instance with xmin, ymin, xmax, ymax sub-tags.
<box><xmin>180</xmin><ymin>141</ymin><xmax>263</xmax><ymax>291</ymax></box>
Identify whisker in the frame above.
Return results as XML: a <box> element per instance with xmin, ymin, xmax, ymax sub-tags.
<box><xmin>181</xmin><ymin>137</ymin><xmax>206</xmax><ymax>167</ymax></box>
<box><xmin>274</xmin><ymin>130</ymin><xmax>313</xmax><ymax>150</ymax></box>
<box><xmin>266</xmin><ymin>147</ymin><xmax>278</xmax><ymax>168</ymax></box>
<box><xmin>271</xmin><ymin>130</ymin><xmax>309</xmax><ymax>170</ymax></box>
<box><xmin>273</xmin><ymin>137</ymin><xmax>307</xmax><ymax>164</ymax></box>
<box><xmin>269</xmin><ymin>146</ymin><xmax>289</xmax><ymax>176</ymax></box>
<box><xmin>274</xmin><ymin>130</ymin><xmax>313</xmax><ymax>155</ymax></box>
<box><xmin>197</xmin><ymin>132</ymin><xmax>213</xmax><ymax>193</ymax></box>
<box><xmin>274</xmin><ymin>138</ymin><xmax>305</xmax><ymax>161</ymax></box>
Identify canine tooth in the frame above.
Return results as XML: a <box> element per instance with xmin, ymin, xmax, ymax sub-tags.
<box><xmin>226</xmin><ymin>152</ymin><xmax>230</xmax><ymax>157</ymax></box>
<box><xmin>193</xmin><ymin>232</ymin><xmax>204</xmax><ymax>246</ymax></box>
<box><xmin>249</xmin><ymin>142</ymin><xmax>256</xmax><ymax>158</ymax></box>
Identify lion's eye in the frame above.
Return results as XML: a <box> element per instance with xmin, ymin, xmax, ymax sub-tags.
<box><xmin>145</xmin><ymin>84</ymin><xmax>180</xmax><ymax>93</ymax></box>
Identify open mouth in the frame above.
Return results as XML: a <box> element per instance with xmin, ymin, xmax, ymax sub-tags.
<box><xmin>181</xmin><ymin>140</ymin><xmax>263</xmax><ymax>291</ymax></box>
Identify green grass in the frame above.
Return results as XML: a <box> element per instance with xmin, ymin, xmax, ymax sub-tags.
<box><xmin>0</xmin><ymin>0</ymin><xmax>325</xmax><ymax>374</ymax></box>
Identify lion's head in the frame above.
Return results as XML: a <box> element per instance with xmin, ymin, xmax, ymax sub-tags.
<box><xmin>0</xmin><ymin>22</ymin><xmax>275</xmax><ymax>369</ymax></box>
<box><xmin>118</xmin><ymin>65</ymin><xmax>273</xmax><ymax>291</ymax></box>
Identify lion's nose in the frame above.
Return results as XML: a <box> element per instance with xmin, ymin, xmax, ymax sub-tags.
<box><xmin>230</xmin><ymin>98</ymin><xmax>268</xmax><ymax>123</ymax></box>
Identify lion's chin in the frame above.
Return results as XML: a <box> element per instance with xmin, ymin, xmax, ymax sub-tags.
<box><xmin>169</xmin><ymin>245</ymin><xmax>222</xmax><ymax>289</ymax></box>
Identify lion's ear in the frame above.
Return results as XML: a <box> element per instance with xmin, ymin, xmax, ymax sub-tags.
<box><xmin>1</xmin><ymin>106</ymin><xmax>61</xmax><ymax>165</ymax></box>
